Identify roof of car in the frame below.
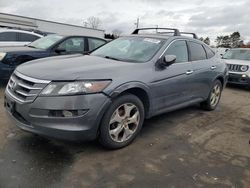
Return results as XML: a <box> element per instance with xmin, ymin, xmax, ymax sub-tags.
<box><xmin>129</xmin><ymin>27</ymin><xmax>199</xmax><ymax>40</ymax></box>
<box><xmin>125</xmin><ymin>34</ymin><xmax>201</xmax><ymax>43</ymax></box>
<box><xmin>0</xmin><ymin>28</ymin><xmax>43</xmax><ymax>36</ymax></box>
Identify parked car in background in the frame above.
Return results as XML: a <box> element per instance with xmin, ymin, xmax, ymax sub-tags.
<box><xmin>0</xmin><ymin>34</ymin><xmax>107</xmax><ymax>80</ymax></box>
<box><xmin>0</xmin><ymin>28</ymin><xmax>43</xmax><ymax>47</ymax></box>
<box><xmin>4</xmin><ymin>28</ymin><xmax>228</xmax><ymax>149</ymax></box>
<box><xmin>223</xmin><ymin>48</ymin><xmax>250</xmax><ymax>88</ymax></box>
<box><xmin>212</xmin><ymin>47</ymin><xmax>229</xmax><ymax>57</ymax></box>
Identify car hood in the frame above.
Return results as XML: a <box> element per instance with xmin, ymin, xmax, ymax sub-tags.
<box><xmin>224</xmin><ymin>59</ymin><xmax>250</xmax><ymax>65</ymax></box>
<box><xmin>0</xmin><ymin>46</ymin><xmax>44</xmax><ymax>53</ymax></box>
<box><xmin>16</xmin><ymin>55</ymin><xmax>144</xmax><ymax>81</ymax></box>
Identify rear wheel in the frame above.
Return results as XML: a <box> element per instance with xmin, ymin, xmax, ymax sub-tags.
<box><xmin>201</xmin><ymin>80</ymin><xmax>222</xmax><ymax>111</ymax></box>
<box><xmin>99</xmin><ymin>94</ymin><xmax>145</xmax><ymax>149</ymax></box>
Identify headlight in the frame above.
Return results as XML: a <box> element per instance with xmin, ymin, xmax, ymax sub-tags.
<box><xmin>41</xmin><ymin>80</ymin><xmax>111</xmax><ymax>96</ymax></box>
<box><xmin>0</xmin><ymin>52</ymin><xmax>6</xmax><ymax>61</ymax></box>
<box><xmin>240</xmin><ymin>65</ymin><xmax>248</xmax><ymax>72</ymax></box>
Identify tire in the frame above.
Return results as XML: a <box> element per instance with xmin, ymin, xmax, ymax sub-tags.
<box><xmin>99</xmin><ymin>94</ymin><xmax>145</xmax><ymax>149</ymax></box>
<box><xmin>201</xmin><ymin>80</ymin><xmax>222</xmax><ymax>111</ymax></box>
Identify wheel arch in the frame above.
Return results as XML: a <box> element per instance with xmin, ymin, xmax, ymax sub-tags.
<box><xmin>108</xmin><ymin>82</ymin><xmax>152</xmax><ymax>118</ymax></box>
<box><xmin>215</xmin><ymin>75</ymin><xmax>225</xmax><ymax>87</ymax></box>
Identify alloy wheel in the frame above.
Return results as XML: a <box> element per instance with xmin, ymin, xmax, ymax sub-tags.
<box><xmin>109</xmin><ymin>103</ymin><xmax>140</xmax><ymax>143</ymax></box>
<box><xmin>210</xmin><ymin>84</ymin><xmax>221</xmax><ymax>107</ymax></box>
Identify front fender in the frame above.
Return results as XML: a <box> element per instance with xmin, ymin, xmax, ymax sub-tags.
<box><xmin>107</xmin><ymin>81</ymin><xmax>151</xmax><ymax>98</ymax></box>
<box><xmin>104</xmin><ymin>81</ymin><xmax>154</xmax><ymax>118</ymax></box>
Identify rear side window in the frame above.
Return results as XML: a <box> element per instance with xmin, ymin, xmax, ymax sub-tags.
<box><xmin>18</xmin><ymin>33</ymin><xmax>40</xmax><ymax>42</ymax></box>
<box><xmin>188</xmin><ymin>41</ymin><xmax>207</xmax><ymax>61</ymax></box>
<box><xmin>88</xmin><ymin>38</ymin><xmax>106</xmax><ymax>51</ymax></box>
<box><xmin>165</xmin><ymin>40</ymin><xmax>188</xmax><ymax>63</ymax></box>
<box><xmin>204</xmin><ymin>45</ymin><xmax>215</xmax><ymax>59</ymax></box>
<box><xmin>0</xmin><ymin>32</ymin><xmax>17</xmax><ymax>41</ymax></box>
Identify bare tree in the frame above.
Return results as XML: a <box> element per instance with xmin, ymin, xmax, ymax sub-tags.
<box><xmin>112</xmin><ymin>29</ymin><xmax>122</xmax><ymax>38</ymax></box>
<box><xmin>86</xmin><ymin>16</ymin><xmax>102</xmax><ymax>29</ymax></box>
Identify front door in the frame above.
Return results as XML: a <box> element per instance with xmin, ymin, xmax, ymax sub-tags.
<box><xmin>150</xmin><ymin>40</ymin><xmax>194</xmax><ymax>113</ymax></box>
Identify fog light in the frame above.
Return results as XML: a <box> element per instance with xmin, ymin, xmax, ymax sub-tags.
<box><xmin>48</xmin><ymin>109</ymin><xmax>87</xmax><ymax>117</ymax></box>
<box><xmin>62</xmin><ymin>110</ymin><xmax>73</xmax><ymax>117</ymax></box>
<box><xmin>242</xmin><ymin>74</ymin><xmax>247</xmax><ymax>78</ymax></box>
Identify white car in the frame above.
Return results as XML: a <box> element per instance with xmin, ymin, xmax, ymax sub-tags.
<box><xmin>0</xmin><ymin>29</ymin><xmax>43</xmax><ymax>47</ymax></box>
<box><xmin>212</xmin><ymin>47</ymin><xmax>229</xmax><ymax>56</ymax></box>
<box><xmin>223</xmin><ymin>48</ymin><xmax>250</xmax><ymax>88</ymax></box>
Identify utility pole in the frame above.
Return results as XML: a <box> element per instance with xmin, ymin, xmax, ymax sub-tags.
<box><xmin>155</xmin><ymin>25</ymin><xmax>158</xmax><ymax>33</ymax></box>
<box><xmin>134</xmin><ymin>17</ymin><xmax>139</xmax><ymax>28</ymax></box>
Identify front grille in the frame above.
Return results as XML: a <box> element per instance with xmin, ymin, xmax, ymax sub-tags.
<box><xmin>227</xmin><ymin>64</ymin><xmax>248</xmax><ymax>72</ymax></box>
<box><xmin>7</xmin><ymin>71</ymin><xmax>50</xmax><ymax>103</ymax></box>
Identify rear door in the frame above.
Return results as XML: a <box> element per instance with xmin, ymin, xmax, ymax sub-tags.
<box><xmin>150</xmin><ymin>40</ymin><xmax>194</xmax><ymax>112</ymax></box>
<box><xmin>187</xmin><ymin>41</ymin><xmax>214</xmax><ymax>100</ymax></box>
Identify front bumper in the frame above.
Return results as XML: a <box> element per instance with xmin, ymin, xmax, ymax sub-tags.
<box><xmin>4</xmin><ymin>91</ymin><xmax>111</xmax><ymax>141</ymax></box>
<box><xmin>227</xmin><ymin>73</ymin><xmax>250</xmax><ymax>86</ymax></box>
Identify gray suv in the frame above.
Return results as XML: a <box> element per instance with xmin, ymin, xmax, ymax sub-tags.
<box><xmin>4</xmin><ymin>28</ymin><xmax>228</xmax><ymax>149</ymax></box>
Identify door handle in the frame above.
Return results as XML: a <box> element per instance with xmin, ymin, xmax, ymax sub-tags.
<box><xmin>211</xmin><ymin>66</ymin><xmax>217</xmax><ymax>70</ymax></box>
<box><xmin>186</xmin><ymin>70</ymin><xmax>193</xmax><ymax>75</ymax></box>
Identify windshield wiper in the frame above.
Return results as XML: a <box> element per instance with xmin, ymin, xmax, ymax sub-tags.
<box><xmin>104</xmin><ymin>56</ymin><xmax>122</xmax><ymax>61</ymax></box>
<box><xmin>27</xmin><ymin>45</ymin><xmax>37</xmax><ymax>49</ymax></box>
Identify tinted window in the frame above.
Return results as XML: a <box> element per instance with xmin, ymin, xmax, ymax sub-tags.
<box><xmin>18</xmin><ymin>33</ymin><xmax>40</xmax><ymax>42</ymax></box>
<box><xmin>88</xmin><ymin>38</ymin><xmax>106</xmax><ymax>51</ymax></box>
<box><xmin>165</xmin><ymin>40</ymin><xmax>188</xmax><ymax>63</ymax></box>
<box><xmin>204</xmin><ymin>45</ymin><xmax>215</xmax><ymax>59</ymax></box>
<box><xmin>58</xmin><ymin>37</ymin><xmax>85</xmax><ymax>52</ymax></box>
<box><xmin>0</xmin><ymin>32</ymin><xmax>17</xmax><ymax>41</ymax></box>
<box><xmin>188</xmin><ymin>42</ymin><xmax>207</xmax><ymax>61</ymax></box>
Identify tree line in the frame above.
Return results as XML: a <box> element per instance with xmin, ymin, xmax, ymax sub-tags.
<box><xmin>200</xmin><ymin>31</ymin><xmax>250</xmax><ymax>48</ymax></box>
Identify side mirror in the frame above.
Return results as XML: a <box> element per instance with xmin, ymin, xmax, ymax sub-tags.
<box><xmin>55</xmin><ymin>48</ymin><xmax>66</xmax><ymax>54</ymax></box>
<box><xmin>160</xmin><ymin>55</ymin><xmax>176</xmax><ymax>67</ymax></box>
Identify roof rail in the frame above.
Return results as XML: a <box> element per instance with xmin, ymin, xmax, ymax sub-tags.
<box><xmin>132</xmin><ymin>27</ymin><xmax>180</xmax><ymax>36</ymax></box>
<box><xmin>180</xmin><ymin>32</ymin><xmax>198</xmax><ymax>39</ymax></box>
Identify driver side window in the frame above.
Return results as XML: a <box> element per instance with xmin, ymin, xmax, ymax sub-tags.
<box><xmin>57</xmin><ymin>37</ymin><xmax>85</xmax><ymax>53</ymax></box>
<box><xmin>165</xmin><ymin>40</ymin><xmax>188</xmax><ymax>63</ymax></box>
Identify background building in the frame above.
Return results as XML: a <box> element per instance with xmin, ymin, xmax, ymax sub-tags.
<box><xmin>0</xmin><ymin>12</ymin><xmax>104</xmax><ymax>38</ymax></box>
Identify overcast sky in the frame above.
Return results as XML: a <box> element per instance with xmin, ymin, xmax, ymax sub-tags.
<box><xmin>1</xmin><ymin>0</ymin><xmax>250</xmax><ymax>43</ymax></box>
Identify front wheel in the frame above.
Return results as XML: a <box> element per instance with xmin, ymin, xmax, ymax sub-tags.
<box><xmin>99</xmin><ymin>94</ymin><xmax>145</xmax><ymax>149</ymax></box>
<box><xmin>201</xmin><ymin>80</ymin><xmax>222</xmax><ymax>111</ymax></box>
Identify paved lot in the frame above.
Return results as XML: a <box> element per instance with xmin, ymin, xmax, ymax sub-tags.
<box><xmin>0</xmin><ymin>84</ymin><xmax>249</xmax><ymax>188</ymax></box>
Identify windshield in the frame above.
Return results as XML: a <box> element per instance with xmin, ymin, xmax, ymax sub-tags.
<box><xmin>223</xmin><ymin>49</ymin><xmax>250</xmax><ymax>61</ymax></box>
<box><xmin>91</xmin><ymin>37</ymin><xmax>165</xmax><ymax>63</ymax></box>
<box><xmin>28</xmin><ymin>35</ymin><xmax>64</xmax><ymax>50</ymax></box>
